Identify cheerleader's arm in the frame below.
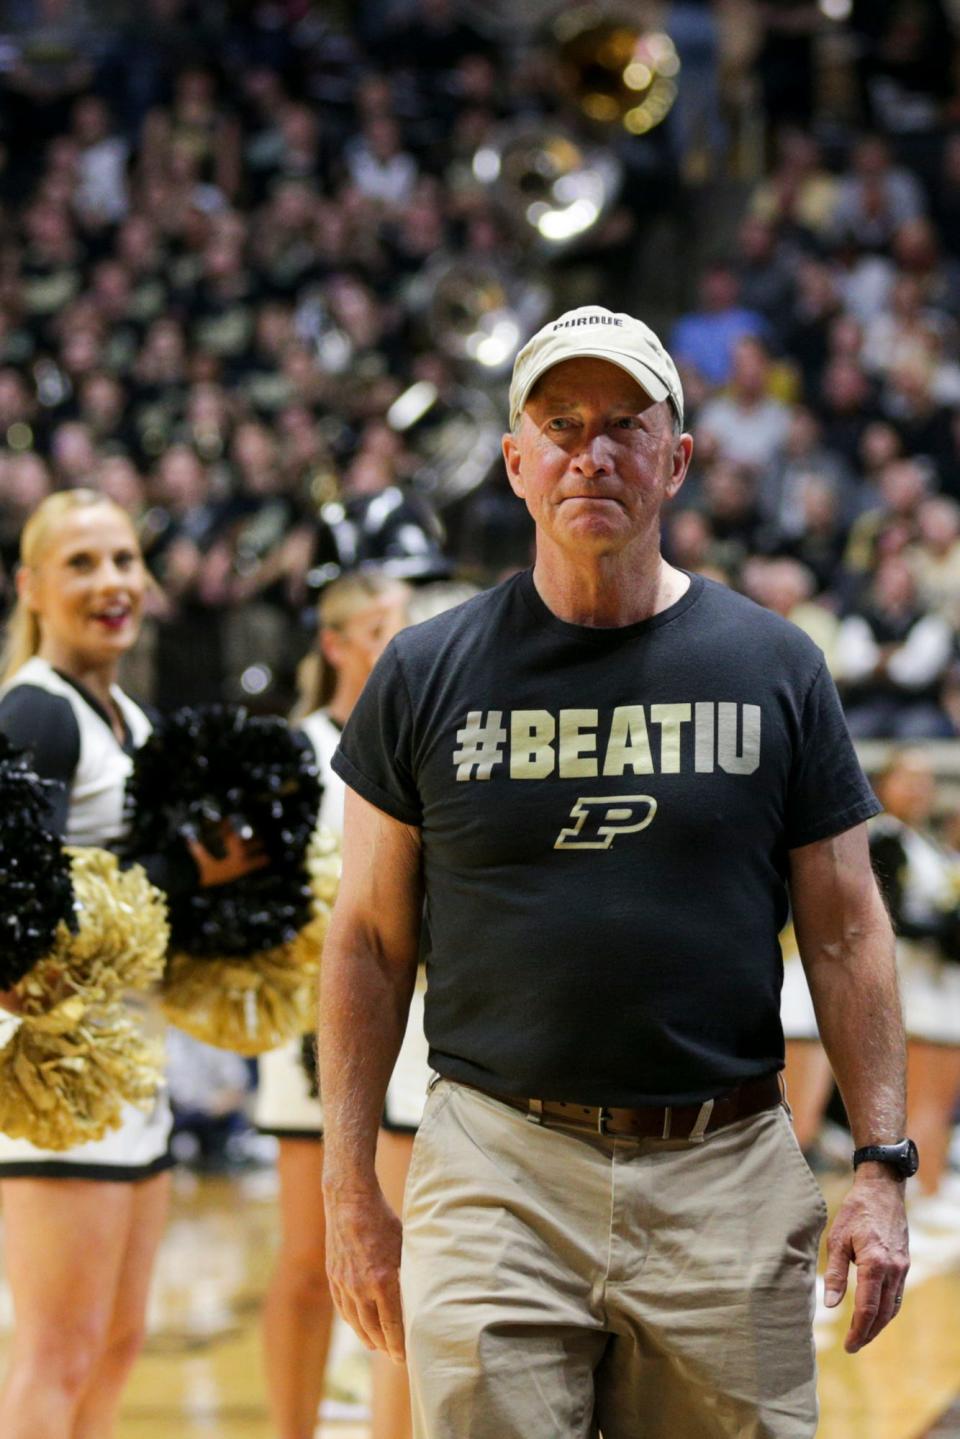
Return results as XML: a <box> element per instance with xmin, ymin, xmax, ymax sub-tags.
<box><xmin>0</xmin><ymin>685</ymin><xmax>79</xmax><ymax>838</ymax></box>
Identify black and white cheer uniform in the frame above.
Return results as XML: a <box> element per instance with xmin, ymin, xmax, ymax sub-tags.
<box><xmin>254</xmin><ymin>708</ymin><xmax>430</xmax><ymax>1138</ymax></box>
<box><xmin>871</xmin><ymin>814</ymin><xmax>960</xmax><ymax>1046</ymax></box>
<box><xmin>0</xmin><ymin>656</ymin><xmax>175</xmax><ymax>1180</ymax></box>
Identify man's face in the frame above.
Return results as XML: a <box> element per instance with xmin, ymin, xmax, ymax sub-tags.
<box><xmin>502</xmin><ymin>357</ymin><xmax>691</xmax><ymax>560</ymax></box>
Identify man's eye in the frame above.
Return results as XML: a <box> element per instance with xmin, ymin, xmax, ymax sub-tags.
<box><xmin>547</xmin><ymin>417</ymin><xmax>574</xmax><ymax>432</ymax></box>
<box><xmin>614</xmin><ymin>417</ymin><xmax>641</xmax><ymax>429</ymax></box>
<box><xmin>68</xmin><ymin>555</ymin><xmax>93</xmax><ymax>570</ymax></box>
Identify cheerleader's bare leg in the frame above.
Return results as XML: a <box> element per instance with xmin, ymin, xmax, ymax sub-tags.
<box><xmin>782</xmin><ymin>1039</ymin><xmax>834</xmax><ymax>1152</ymax></box>
<box><xmin>71</xmin><ymin>1171</ymin><xmax>171</xmax><ymax>1439</ymax></box>
<box><xmin>262</xmin><ymin>1139</ymin><xmax>336</xmax><ymax>1439</ymax></box>
<box><xmin>907</xmin><ymin>1041</ymin><xmax>960</xmax><ymax>1196</ymax></box>
<box><xmin>0</xmin><ymin>1173</ymin><xmax>167</xmax><ymax>1439</ymax></box>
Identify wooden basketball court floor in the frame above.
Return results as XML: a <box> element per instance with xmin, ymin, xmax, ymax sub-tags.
<box><xmin>1</xmin><ymin>1164</ymin><xmax>959</xmax><ymax>1438</ymax></box>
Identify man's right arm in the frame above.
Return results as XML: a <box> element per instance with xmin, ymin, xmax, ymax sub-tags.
<box><xmin>318</xmin><ymin>785</ymin><xmax>423</xmax><ymax>1363</ymax></box>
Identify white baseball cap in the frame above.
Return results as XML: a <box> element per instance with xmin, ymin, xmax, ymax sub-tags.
<box><xmin>508</xmin><ymin>305</ymin><xmax>684</xmax><ymax>431</ymax></box>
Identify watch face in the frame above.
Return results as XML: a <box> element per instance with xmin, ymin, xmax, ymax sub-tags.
<box><xmin>903</xmin><ymin>1138</ymin><xmax>920</xmax><ymax>1177</ymax></box>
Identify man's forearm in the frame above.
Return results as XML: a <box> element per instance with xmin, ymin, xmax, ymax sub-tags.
<box><xmin>318</xmin><ymin>916</ymin><xmax>416</xmax><ymax>1191</ymax></box>
<box><xmin>802</xmin><ymin>892</ymin><xmax>906</xmax><ymax>1147</ymax></box>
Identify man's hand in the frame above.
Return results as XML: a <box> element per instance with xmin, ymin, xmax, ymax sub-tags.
<box><xmin>823</xmin><ymin>1170</ymin><xmax>910</xmax><ymax>1352</ymax></box>
<box><xmin>324</xmin><ymin>1181</ymin><xmax>405</xmax><ymax>1363</ymax></box>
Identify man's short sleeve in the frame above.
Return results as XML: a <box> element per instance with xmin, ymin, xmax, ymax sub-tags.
<box><xmin>785</xmin><ymin>660</ymin><xmax>881</xmax><ymax>849</ymax></box>
<box><xmin>331</xmin><ymin>642</ymin><xmax>422</xmax><ymax>826</ymax></box>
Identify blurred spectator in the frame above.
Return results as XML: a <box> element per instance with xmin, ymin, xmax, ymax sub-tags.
<box><xmin>741</xmin><ymin>555</ymin><xmax>839</xmax><ymax>667</ymax></box>
<box><xmin>344</xmin><ymin>115</ymin><xmax>418</xmax><ymax>210</ymax></box>
<box><xmin>783</xmin><ymin>258</ymin><xmax>842</xmax><ymax>399</ymax></box>
<box><xmin>669</xmin><ymin>263</ymin><xmax>766</xmax><ymax>389</ymax></box>
<box><xmin>0</xmin><ymin>450</ymin><xmax>51</xmax><ymax>617</ymax></box>
<box><xmin>70</xmin><ymin>94</ymin><xmax>129</xmax><ymax>226</ymax></box>
<box><xmin>835</xmin><ymin>555</ymin><xmax>955</xmax><ymax>738</ymax></box>
<box><xmin>695</xmin><ymin>337</ymin><xmax>791</xmax><ymax>472</ymax></box>
<box><xmin>891</xmin><ymin>217</ymin><xmax>960</xmax><ymax>317</ymax></box>
<box><xmin>166</xmin><ymin>1027</ymin><xmax>255</xmax><ymax>1173</ymax></box>
<box><xmin>773</xmin><ymin>474</ymin><xmax>850</xmax><ymax>599</ymax></box>
<box><xmin>832</xmin><ymin>135</ymin><xmax>927</xmax><ymax>252</ymax></box>
<box><xmin>881</xmin><ymin>354</ymin><xmax>956</xmax><ymax>469</ymax></box>
<box><xmin>140</xmin><ymin>66</ymin><xmax>242</xmax><ymax>207</ymax></box>
<box><xmin>851</xmin><ymin>0</ymin><xmax>955</xmax><ymax>136</ymax></box>
<box><xmin>698</xmin><ymin>461</ymin><xmax>767</xmax><ymax>574</ymax></box>
<box><xmin>907</xmin><ymin>495</ymin><xmax>960</xmax><ymax>628</ymax></box>
<box><xmin>861</xmin><ymin>273</ymin><xmax>949</xmax><ymax>384</ymax></box>
<box><xmin>749</xmin><ymin>128</ymin><xmax>839</xmax><ymax>241</ymax></box>
<box><xmin>845</xmin><ymin>456</ymin><xmax>931</xmax><ymax>577</ymax></box>
<box><xmin>818</xmin><ymin>356</ymin><xmax>880</xmax><ymax>470</ymax></box>
<box><xmin>144</xmin><ymin>443</ymin><xmax>228</xmax><ymax>708</ymax></box>
<box><xmin>664</xmin><ymin>507</ymin><xmax>717</xmax><ymax>576</ymax></box>
<box><xmin>49</xmin><ymin>419</ymin><xmax>99</xmax><ymax>487</ymax></box>
<box><xmin>761</xmin><ymin>405</ymin><xmax>855</xmax><ymax>537</ymax></box>
<box><xmin>857</xmin><ymin>418</ymin><xmax>904</xmax><ymax>490</ymax></box>
<box><xmin>733</xmin><ymin>216</ymin><xmax>796</xmax><ymax>340</ymax></box>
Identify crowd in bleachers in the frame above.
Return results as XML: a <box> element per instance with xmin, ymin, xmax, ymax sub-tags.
<box><xmin>2</xmin><ymin>0</ymin><xmax>960</xmax><ymax>736</ymax></box>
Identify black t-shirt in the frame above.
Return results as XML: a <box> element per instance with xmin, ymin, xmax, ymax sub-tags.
<box><xmin>333</xmin><ymin>570</ymin><xmax>880</xmax><ymax>1105</ymax></box>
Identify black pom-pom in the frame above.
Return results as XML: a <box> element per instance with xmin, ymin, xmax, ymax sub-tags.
<box><xmin>124</xmin><ymin>706</ymin><xmax>322</xmax><ymax>957</ymax></box>
<box><xmin>0</xmin><ymin>734</ymin><xmax>77</xmax><ymax>988</ymax></box>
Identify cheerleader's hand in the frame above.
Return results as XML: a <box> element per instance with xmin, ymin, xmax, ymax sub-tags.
<box><xmin>0</xmin><ymin>988</ymin><xmax>21</xmax><ymax>1015</ymax></box>
<box><xmin>188</xmin><ymin>822</ymin><xmax>269</xmax><ymax>889</ymax></box>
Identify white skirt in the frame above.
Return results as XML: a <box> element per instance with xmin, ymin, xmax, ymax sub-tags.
<box><xmin>899</xmin><ymin>941</ymin><xmax>960</xmax><ymax>1045</ymax></box>
<box><xmin>255</xmin><ymin>970</ymin><xmax>431</xmax><ymax>1137</ymax></box>
<box><xmin>0</xmin><ymin>1007</ymin><xmax>173</xmax><ymax>1181</ymax></box>
<box><xmin>780</xmin><ymin>946</ymin><xmax>820</xmax><ymax>1043</ymax></box>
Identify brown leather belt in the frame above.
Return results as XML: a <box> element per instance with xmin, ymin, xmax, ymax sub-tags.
<box><xmin>465</xmin><ymin>1072</ymin><xmax>783</xmax><ymax>1141</ymax></box>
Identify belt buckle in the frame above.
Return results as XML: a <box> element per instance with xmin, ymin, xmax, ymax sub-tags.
<box><xmin>597</xmin><ymin>1106</ymin><xmax>611</xmax><ymax>1136</ymax></box>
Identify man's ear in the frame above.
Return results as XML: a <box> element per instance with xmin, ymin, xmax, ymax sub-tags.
<box><xmin>665</xmin><ymin>433</ymin><xmax>694</xmax><ymax>502</ymax></box>
<box><xmin>502</xmin><ymin>432</ymin><xmax>525</xmax><ymax>499</ymax></box>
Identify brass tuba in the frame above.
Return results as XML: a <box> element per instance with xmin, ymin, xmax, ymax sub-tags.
<box><xmin>472</xmin><ymin>123</ymin><xmax>623</xmax><ymax>249</ymax></box>
<box><xmin>554</xmin><ymin>5</ymin><xmax>681</xmax><ymax>136</ymax></box>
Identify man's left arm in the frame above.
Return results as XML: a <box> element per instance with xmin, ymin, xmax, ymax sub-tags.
<box><xmin>789</xmin><ymin>821</ymin><xmax>909</xmax><ymax>1354</ymax></box>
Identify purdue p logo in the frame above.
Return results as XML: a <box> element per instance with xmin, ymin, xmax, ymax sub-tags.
<box><xmin>554</xmin><ymin>795</ymin><xmax>658</xmax><ymax>851</ymax></box>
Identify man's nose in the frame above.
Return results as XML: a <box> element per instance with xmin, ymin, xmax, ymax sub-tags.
<box><xmin>573</xmin><ymin>433</ymin><xmax>613</xmax><ymax>474</ymax></box>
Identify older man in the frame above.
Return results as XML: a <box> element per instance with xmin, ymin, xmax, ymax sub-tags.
<box><xmin>319</xmin><ymin>307</ymin><xmax>913</xmax><ymax>1439</ymax></box>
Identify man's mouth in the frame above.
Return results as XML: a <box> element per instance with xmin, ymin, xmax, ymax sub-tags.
<box><xmin>562</xmin><ymin>493</ymin><xmax>623</xmax><ymax>507</ymax></box>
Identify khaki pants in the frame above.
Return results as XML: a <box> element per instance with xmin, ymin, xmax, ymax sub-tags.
<box><xmin>401</xmin><ymin>1080</ymin><xmax>827</xmax><ymax>1439</ymax></box>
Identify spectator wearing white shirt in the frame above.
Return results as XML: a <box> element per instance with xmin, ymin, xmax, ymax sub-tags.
<box><xmin>836</xmin><ymin>555</ymin><xmax>955</xmax><ymax>738</ymax></box>
<box><xmin>694</xmin><ymin>337</ymin><xmax>791</xmax><ymax>473</ymax></box>
<box><xmin>345</xmin><ymin>115</ymin><xmax>418</xmax><ymax>210</ymax></box>
<box><xmin>832</xmin><ymin>134</ymin><xmax>927</xmax><ymax>252</ymax></box>
<box><xmin>70</xmin><ymin>94</ymin><xmax>129</xmax><ymax>223</ymax></box>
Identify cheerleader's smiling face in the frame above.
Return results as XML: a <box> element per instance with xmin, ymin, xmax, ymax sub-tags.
<box><xmin>21</xmin><ymin>503</ymin><xmax>146</xmax><ymax>670</ymax></box>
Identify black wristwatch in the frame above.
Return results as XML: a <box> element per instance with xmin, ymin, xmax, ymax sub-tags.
<box><xmin>852</xmin><ymin>1138</ymin><xmax>919</xmax><ymax>1180</ymax></box>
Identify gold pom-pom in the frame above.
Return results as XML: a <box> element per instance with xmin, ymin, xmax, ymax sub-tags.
<box><xmin>160</xmin><ymin>828</ymin><xmax>341</xmax><ymax>1055</ymax></box>
<box><xmin>0</xmin><ymin>1002</ymin><xmax>164</xmax><ymax>1151</ymax></box>
<box><xmin>0</xmin><ymin>848</ymin><xmax>170</xmax><ymax>1150</ymax></box>
<box><xmin>17</xmin><ymin>848</ymin><xmax>169</xmax><ymax>1017</ymax></box>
